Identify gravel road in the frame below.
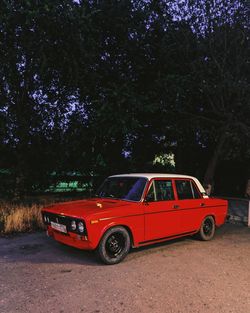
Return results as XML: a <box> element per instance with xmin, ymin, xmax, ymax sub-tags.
<box><xmin>0</xmin><ymin>223</ymin><xmax>249</xmax><ymax>313</ymax></box>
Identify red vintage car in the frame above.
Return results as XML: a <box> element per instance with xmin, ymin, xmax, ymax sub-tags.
<box><xmin>42</xmin><ymin>174</ymin><xmax>228</xmax><ymax>264</ymax></box>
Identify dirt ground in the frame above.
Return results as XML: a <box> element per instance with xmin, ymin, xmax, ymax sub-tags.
<box><xmin>0</xmin><ymin>223</ymin><xmax>249</xmax><ymax>313</ymax></box>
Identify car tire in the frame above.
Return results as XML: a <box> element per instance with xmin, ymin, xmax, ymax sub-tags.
<box><xmin>97</xmin><ymin>226</ymin><xmax>131</xmax><ymax>265</ymax></box>
<box><xmin>198</xmin><ymin>216</ymin><xmax>215</xmax><ymax>241</ymax></box>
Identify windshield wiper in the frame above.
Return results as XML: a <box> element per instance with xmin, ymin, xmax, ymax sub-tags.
<box><xmin>94</xmin><ymin>193</ymin><xmax>117</xmax><ymax>198</ymax></box>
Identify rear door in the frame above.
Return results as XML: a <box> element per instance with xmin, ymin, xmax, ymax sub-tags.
<box><xmin>144</xmin><ymin>179</ymin><xmax>181</xmax><ymax>242</ymax></box>
<box><xmin>173</xmin><ymin>179</ymin><xmax>205</xmax><ymax>232</ymax></box>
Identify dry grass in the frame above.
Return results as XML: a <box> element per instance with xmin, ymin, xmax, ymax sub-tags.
<box><xmin>0</xmin><ymin>202</ymin><xmax>45</xmax><ymax>234</ymax></box>
<box><xmin>0</xmin><ymin>195</ymin><xmax>83</xmax><ymax>235</ymax></box>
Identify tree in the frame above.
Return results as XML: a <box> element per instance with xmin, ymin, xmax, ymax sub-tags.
<box><xmin>0</xmin><ymin>0</ymin><xmax>89</xmax><ymax>194</ymax></box>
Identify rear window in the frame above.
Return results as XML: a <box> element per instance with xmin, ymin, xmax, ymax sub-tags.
<box><xmin>175</xmin><ymin>180</ymin><xmax>201</xmax><ymax>200</ymax></box>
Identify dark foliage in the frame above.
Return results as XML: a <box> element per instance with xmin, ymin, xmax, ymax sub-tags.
<box><xmin>0</xmin><ymin>0</ymin><xmax>249</xmax><ymax>197</ymax></box>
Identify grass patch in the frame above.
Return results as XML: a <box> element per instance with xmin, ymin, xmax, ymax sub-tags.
<box><xmin>0</xmin><ymin>203</ymin><xmax>45</xmax><ymax>235</ymax></box>
<box><xmin>0</xmin><ymin>195</ymin><xmax>84</xmax><ymax>235</ymax></box>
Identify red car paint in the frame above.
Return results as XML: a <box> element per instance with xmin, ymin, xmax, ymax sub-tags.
<box><xmin>42</xmin><ymin>174</ymin><xmax>228</xmax><ymax>251</ymax></box>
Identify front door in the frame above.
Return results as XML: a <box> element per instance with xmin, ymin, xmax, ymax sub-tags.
<box><xmin>144</xmin><ymin>179</ymin><xmax>181</xmax><ymax>242</ymax></box>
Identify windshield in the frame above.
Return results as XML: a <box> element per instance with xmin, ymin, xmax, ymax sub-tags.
<box><xmin>95</xmin><ymin>177</ymin><xmax>147</xmax><ymax>202</ymax></box>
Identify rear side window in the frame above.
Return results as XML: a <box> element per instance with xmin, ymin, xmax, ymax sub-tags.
<box><xmin>191</xmin><ymin>181</ymin><xmax>202</xmax><ymax>199</ymax></box>
<box><xmin>175</xmin><ymin>180</ymin><xmax>201</xmax><ymax>200</ymax></box>
<box><xmin>146</xmin><ymin>180</ymin><xmax>175</xmax><ymax>201</ymax></box>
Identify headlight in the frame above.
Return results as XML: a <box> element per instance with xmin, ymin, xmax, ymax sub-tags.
<box><xmin>78</xmin><ymin>221</ymin><xmax>85</xmax><ymax>233</ymax></box>
<box><xmin>71</xmin><ymin>220</ymin><xmax>77</xmax><ymax>231</ymax></box>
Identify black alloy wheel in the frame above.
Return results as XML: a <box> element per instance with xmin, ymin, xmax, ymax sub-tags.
<box><xmin>198</xmin><ymin>216</ymin><xmax>215</xmax><ymax>241</ymax></box>
<box><xmin>106</xmin><ymin>233</ymin><xmax>125</xmax><ymax>258</ymax></box>
<box><xmin>97</xmin><ymin>226</ymin><xmax>131</xmax><ymax>265</ymax></box>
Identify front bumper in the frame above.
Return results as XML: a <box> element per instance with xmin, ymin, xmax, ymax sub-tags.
<box><xmin>47</xmin><ymin>225</ymin><xmax>95</xmax><ymax>250</ymax></box>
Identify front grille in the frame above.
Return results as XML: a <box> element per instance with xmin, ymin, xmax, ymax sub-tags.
<box><xmin>42</xmin><ymin>211</ymin><xmax>87</xmax><ymax>235</ymax></box>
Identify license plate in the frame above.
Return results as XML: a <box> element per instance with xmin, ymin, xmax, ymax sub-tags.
<box><xmin>51</xmin><ymin>221</ymin><xmax>67</xmax><ymax>233</ymax></box>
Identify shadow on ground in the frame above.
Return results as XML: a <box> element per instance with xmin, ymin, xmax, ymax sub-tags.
<box><xmin>0</xmin><ymin>223</ymin><xmax>248</xmax><ymax>267</ymax></box>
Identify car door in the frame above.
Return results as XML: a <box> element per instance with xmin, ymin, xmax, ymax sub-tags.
<box><xmin>144</xmin><ymin>179</ymin><xmax>181</xmax><ymax>242</ymax></box>
<box><xmin>173</xmin><ymin>179</ymin><xmax>205</xmax><ymax>233</ymax></box>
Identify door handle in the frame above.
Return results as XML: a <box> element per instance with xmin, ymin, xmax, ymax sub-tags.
<box><xmin>173</xmin><ymin>205</ymin><xmax>180</xmax><ymax>209</ymax></box>
<box><xmin>200</xmin><ymin>203</ymin><xmax>205</xmax><ymax>207</ymax></box>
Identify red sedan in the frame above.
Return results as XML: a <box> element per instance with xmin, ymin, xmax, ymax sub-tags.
<box><xmin>42</xmin><ymin>174</ymin><xmax>228</xmax><ymax>264</ymax></box>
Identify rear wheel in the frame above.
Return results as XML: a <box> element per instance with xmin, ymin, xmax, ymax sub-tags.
<box><xmin>97</xmin><ymin>226</ymin><xmax>131</xmax><ymax>265</ymax></box>
<box><xmin>198</xmin><ymin>216</ymin><xmax>215</xmax><ymax>241</ymax></box>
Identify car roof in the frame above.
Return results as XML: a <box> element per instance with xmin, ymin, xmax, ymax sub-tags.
<box><xmin>109</xmin><ymin>173</ymin><xmax>207</xmax><ymax>196</ymax></box>
<box><xmin>110</xmin><ymin>173</ymin><xmax>196</xmax><ymax>180</ymax></box>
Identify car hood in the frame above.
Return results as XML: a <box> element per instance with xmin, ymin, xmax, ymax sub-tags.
<box><xmin>42</xmin><ymin>198</ymin><xmax>132</xmax><ymax>219</ymax></box>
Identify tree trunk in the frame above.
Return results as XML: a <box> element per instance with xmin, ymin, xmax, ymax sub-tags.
<box><xmin>203</xmin><ymin>130</ymin><xmax>228</xmax><ymax>194</ymax></box>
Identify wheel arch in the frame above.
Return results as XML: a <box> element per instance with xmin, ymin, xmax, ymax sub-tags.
<box><xmin>210</xmin><ymin>214</ymin><xmax>216</xmax><ymax>225</ymax></box>
<box><xmin>98</xmin><ymin>223</ymin><xmax>134</xmax><ymax>248</ymax></box>
<box><xmin>201</xmin><ymin>214</ymin><xmax>216</xmax><ymax>226</ymax></box>
<box><xmin>195</xmin><ymin>214</ymin><xmax>216</xmax><ymax>234</ymax></box>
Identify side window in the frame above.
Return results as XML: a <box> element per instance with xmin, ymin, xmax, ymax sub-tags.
<box><xmin>146</xmin><ymin>180</ymin><xmax>174</xmax><ymax>201</ymax></box>
<box><xmin>175</xmin><ymin>180</ymin><xmax>193</xmax><ymax>200</ymax></box>
<box><xmin>175</xmin><ymin>180</ymin><xmax>201</xmax><ymax>200</ymax></box>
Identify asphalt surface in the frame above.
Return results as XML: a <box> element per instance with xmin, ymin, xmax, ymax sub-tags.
<box><xmin>0</xmin><ymin>223</ymin><xmax>249</xmax><ymax>313</ymax></box>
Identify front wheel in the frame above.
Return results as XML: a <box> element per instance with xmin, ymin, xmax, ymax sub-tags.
<box><xmin>97</xmin><ymin>226</ymin><xmax>131</xmax><ymax>265</ymax></box>
<box><xmin>198</xmin><ymin>216</ymin><xmax>215</xmax><ymax>241</ymax></box>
